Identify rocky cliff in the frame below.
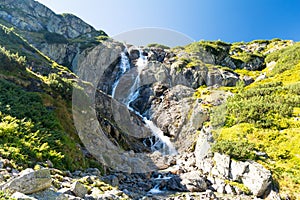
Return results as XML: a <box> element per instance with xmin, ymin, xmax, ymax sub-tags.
<box><xmin>0</xmin><ymin>0</ymin><xmax>107</xmax><ymax>69</ymax></box>
<box><xmin>0</xmin><ymin>0</ymin><xmax>96</xmax><ymax>38</ymax></box>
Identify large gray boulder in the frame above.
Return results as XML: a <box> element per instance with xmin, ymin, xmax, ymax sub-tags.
<box><xmin>180</xmin><ymin>171</ymin><xmax>208</xmax><ymax>192</ymax></box>
<box><xmin>1</xmin><ymin>168</ymin><xmax>52</xmax><ymax>194</ymax></box>
<box><xmin>242</xmin><ymin>161</ymin><xmax>272</xmax><ymax>197</ymax></box>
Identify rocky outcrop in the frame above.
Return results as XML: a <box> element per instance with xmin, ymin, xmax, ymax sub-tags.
<box><xmin>170</xmin><ymin>62</ymin><xmax>240</xmax><ymax>88</ymax></box>
<box><xmin>38</xmin><ymin>43</ymin><xmax>78</xmax><ymax>67</ymax></box>
<box><xmin>150</xmin><ymin>85</ymin><xmax>209</xmax><ymax>153</ymax></box>
<box><xmin>1</xmin><ymin>168</ymin><xmax>52</xmax><ymax>194</ymax></box>
<box><xmin>195</xmin><ymin>128</ymin><xmax>274</xmax><ymax>198</ymax></box>
<box><xmin>0</xmin><ymin>0</ymin><xmax>96</xmax><ymax>38</ymax></box>
<box><xmin>0</xmin><ymin>0</ymin><xmax>108</xmax><ymax>69</ymax></box>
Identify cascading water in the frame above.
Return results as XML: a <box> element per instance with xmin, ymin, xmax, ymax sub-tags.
<box><xmin>112</xmin><ymin>48</ymin><xmax>177</xmax><ymax>156</ymax></box>
<box><xmin>111</xmin><ymin>50</ymin><xmax>131</xmax><ymax>98</ymax></box>
<box><xmin>110</xmin><ymin>48</ymin><xmax>177</xmax><ymax>195</ymax></box>
<box><xmin>127</xmin><ymin>49</ymin><xmax>177</xmax><ymax>155</ymax></box>
<box><xmin>125</xmin><ymin>49</ymin><xmax>148</xmax><ymax>107</ymax></box>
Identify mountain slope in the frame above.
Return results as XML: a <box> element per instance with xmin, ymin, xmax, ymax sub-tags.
<box><xmin>0</xmin><ymin>23</ymin><xmax>100</xmax><ymax>171</ymax></box>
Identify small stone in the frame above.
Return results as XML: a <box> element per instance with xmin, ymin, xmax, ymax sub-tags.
<box><xmin>58</xmin><ymin>187</ymin><xmax>73</xmax><ymax>195</ymax></box>
<box><xmin>102</xmin><ymin>175</ymin><xmax>119</xmax><ymax>187</ymax></box>
<box><xmin>225</xmin><ymin>184</ymin><xmax>235</xmax><ymax>195</ymax></box>
<box><xmin>86</xmin><ymin>168</ymin><xmax>101</xmax><ymax>176</ymax></box>
<box><xmin>70</xmin><ymin>181</ymin><xmax>88</xmax><ymax>198</ymax></box>
<box><xmin>11</xmin><ymin>192</ymin><xmax>37</xmax><ymax>200</ymax></box>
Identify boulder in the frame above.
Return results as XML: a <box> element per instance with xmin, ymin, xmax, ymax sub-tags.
<box><xmin>230</xmin><ymin>159</ymin><xmax>248</xmax><ymax>182</ymax></box>
<box><xmin>30</xmin><ymin>188</ymin><xmax>68</xmax><ymax>200</ymax></box>
<box><xmin>180</xmin><ymin>171</ymin><xmax>208</xmax><ymax>192</ymax></box>
<box><xmin>1</xmin><ymin>168</ymin><xmax>52</xmax><ymax>194</ymax></box>
<box><xmin>241</xmin><ymin>161</ymin><xmax>272</xmax><ymax>197</ymax></box>
<box><xmin>102</xmin><ymin>175</ymin><xmax>119</xmax><ymax>187</ymax></box>
<box><xmin>70</xmin><ymin>181</ymin><xmax>88</xmax><ymax>198</ymax></box>
<box><xmin>165</xmin><ymin>176</ymin><xmax>187</xmax><ymax>192</ymax></box>
<box><xmin>211</xmin><ymin>153</ymin><xmax>231</xmax><ymax>178</ymax></box>
<box><xmin>128</xmin><ymin>47</ymin><xmax>140</xmax><ymax>60</ymax></box>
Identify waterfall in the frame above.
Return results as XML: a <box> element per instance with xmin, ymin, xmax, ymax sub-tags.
<box><xmin>125</xmin><ymin>49</ymin><xmax>148</xmax><ymax>107</ymax></box>
<box><xmin>128</xmin><ymin>49</ymin><xmax>177</xmax><ymax>155</ymax></box>
<box><xmin>144</xmin><ymin>119</ymin><xmax>177</xmax><ymax>155</ymax></box>
<box><xmin>111</xmin><ymin>51</ymin><xmax>131</xmax><ymax>98</ymax></box>
<box><xmin>111</xmin><ymin>48</ymin><xmax>177</xmax><ymax>156</ymax></box>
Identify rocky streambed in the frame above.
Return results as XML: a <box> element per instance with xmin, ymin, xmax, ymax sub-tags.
<box><xmin>0</xmin><ymin>142</ymin><xmax>280</xmax><ymax>200</ymax></box>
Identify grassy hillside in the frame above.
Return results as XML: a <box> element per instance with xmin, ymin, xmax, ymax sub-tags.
<box><xmin>210</xmin><ymin>42</ymin><xmax>300</xmax><ymax>198</ymax></box>
<box><xmin>0</xmin><ymin>23</ymin><xmax>100</xmax><ymax>171</ymax></box>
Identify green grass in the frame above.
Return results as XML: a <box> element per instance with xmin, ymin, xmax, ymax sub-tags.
<box><xmin>265</xmin><ymin>42</ymin><xmax>300</xmax><ymax>76</ymax></box>
<box><xmin>184</xmin><ymin>40</ymin><xmax>230</xmax><ymax>55</ymax></box>
<box><xmin>0</xmin><ymin>190</ymin><xmax>15</xmax><ymax>200</ymax></box>
<box><xmin>147</xmin><ymin>43</ymin><xmax>170</xmax><ymax>49</ymax></box>
<box><xmin>0</xmin><ymin>79</ymin><xmax>90</xmax><ymax>170</ymax></box>
<box><xmin>212</xmin><ymin>64</ymin><xmax>300</xmax><ymax>198</ymax></box>
<box><xmin>0</xmin><ymin>23</ymin><xmax>102</xmax><ymax>172</ymax></box>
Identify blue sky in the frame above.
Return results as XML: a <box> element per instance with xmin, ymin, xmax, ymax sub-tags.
<box><xmin>36</xmin><ymin>0</ymin><xmax>300</xmax><ymax>44</ymax></box>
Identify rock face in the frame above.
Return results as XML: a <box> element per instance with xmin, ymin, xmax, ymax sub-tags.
<box><xmin>0</xmin><ymin>0</ymin><xmax>108</xmax><ymax>69</ymax></box>
<box><xmin>1</xmin><ymin>168</ymin><xmax>52</xmax><ymax>194</ymax></box>
<box><xmin>150</xmin><ymin>85</ymin><xmax>209</xmax><ymax>153</ymax></box>
<box><xmin>38</xmin><ymin>43</ymin><xmax>78</xmax><ymax>68</ymax></box>
<box><xmin>0</xmin><ymin>0</ymin><xmax>96</xmax><ymax>38</ymax></box>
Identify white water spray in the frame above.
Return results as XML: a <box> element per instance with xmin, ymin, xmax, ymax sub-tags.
<box><xmin>111</xmin><ymin>50</ymin><xmax>131</xmax><ymax>98</ymax></box>
<box><xmin>125</xmin><ymin>49</ymin><xmax>147</xmax><ymax>107</ymax></box>
<box><xmin>125</xmin><ymin>49</ymin><xmax>177</xmax><ymax>155</ymax></box>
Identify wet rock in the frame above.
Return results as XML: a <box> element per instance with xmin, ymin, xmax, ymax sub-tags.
<box><xmin>1</xmin><ymin>168</ymin><xmax>52</xmax><ymax>194</ymax></box>
<box><xmin>128</xmin><ymin>47</ymin><xmax>140</xmax><ymax>60</ymax></box>
<box><xmin>165</xmin><ymin>176</ymin><xmax>188</xmax><ymax>192</ymax></box>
